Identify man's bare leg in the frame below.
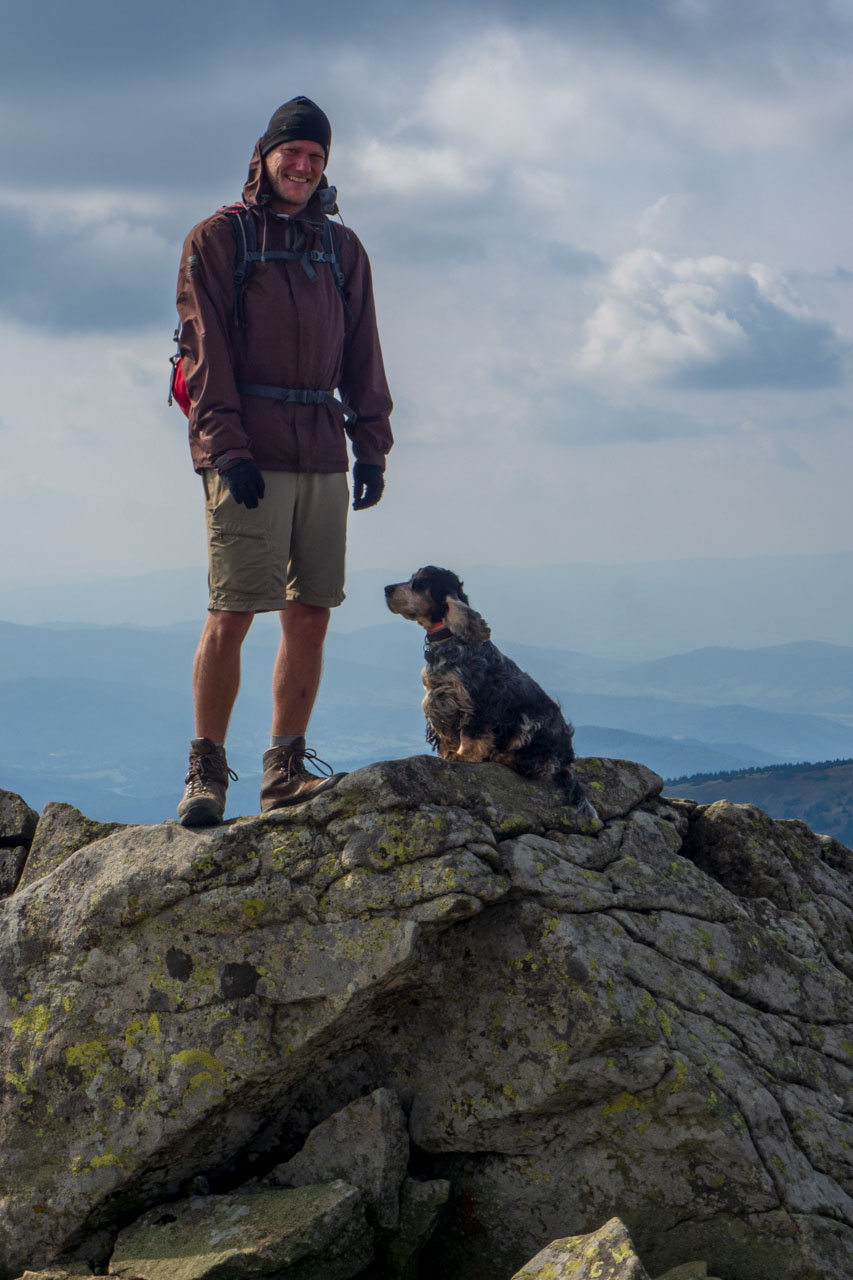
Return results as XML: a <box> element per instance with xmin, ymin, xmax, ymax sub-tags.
<box><xmin>193</xmin><ymin>609</ymin><xmax>255</xmax><ymax>742</ymax></box>
<box><xmin>271</xmin><ymin>602</ymin><xmax>331</xmax><ymax>736</ymax></box>
<box><xmin>261</xmin><ymin>602</ymin><xmax>343</xmax><ymax>810</ymax></box>
<box><xmin>178</xmin><ymin>609</ymin><xmax>254</xmax><ymax>826</ymax></box>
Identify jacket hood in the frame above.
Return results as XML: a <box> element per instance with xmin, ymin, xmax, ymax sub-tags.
<box><xmin>242</xmin><ymin>138</ymin><xmax>338</xmax><ymax>219</ymax></box>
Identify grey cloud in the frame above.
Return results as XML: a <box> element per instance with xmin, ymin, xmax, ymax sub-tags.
<box><xmin>547</xmin><ymin>244</ymin><xmax>603</xmax><ymax>277</ymax></box>
<box><xmin>1</xmin><ymin>2</ymin><xmax>400</xmax><ymax>194</ymax></box>
<box><xmin>535</xmin><ymin>386</ymin><xmax>706</xmax><ymax>445</ymax></box>
<box><xmin>0</xmin><ymin>205</ymin><xmax>177</xmax><ymax>333</ymax></box>
<box><xmin>1</xmin><ymin>0</ymin><xmax>432</xmax><ymax>109</ymax></box>
<box><xmin>4</xmin><ymin>0</ymin><xmax>851</xmax><ymax>210</ymax></box>
<box><xmin>487</xmin><ymin>0</ymin><xmax>853</xmax><ymax>79</ymax></box>
<box><xmin>365</xmin><ymin>217</ymin><xmax>490</xmax><ymax>267</ymax></box>
<box><xmin>365</xmin><ymin>203</ymin><xmax>603</xmax><ymax>276</ymax></box>
<box><xmin>672</xmin><ymin>298</ymin><xmax>845</xmax><ymax>391</ymax></box>
<box><xmin>5</xmin><ymin>0</ymin><xmax>851</xmax><ymax>107</ymax></box>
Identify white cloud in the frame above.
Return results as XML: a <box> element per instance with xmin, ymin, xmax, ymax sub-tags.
<box><xmin>417</xmin><ymin>30</ymin><xmax>586</xmax><ymax>159</ymax></box>
<box><xmin>0</xmin><ymin>186</ymin><xmax>170</xmax><ymax>225</ymax></box>
<box><xmin>577</xmin><ymin>249</ymin><xmax>844</xmax><ymax>388</ymax></box>
<box><xmin>358</xmin><ymin>140</ymin><xmax>477</xmax><ymax>197</ymax></box>
<box><xmin>339</xmin><ymin>19</ymin><xmax>853</xmax><ymax>205</ymax></box>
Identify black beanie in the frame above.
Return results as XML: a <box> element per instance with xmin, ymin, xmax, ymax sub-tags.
<box><xmin>260</xmin><ymin>97</ymin><xmax>332</xmax><ymax>163</ymax></box>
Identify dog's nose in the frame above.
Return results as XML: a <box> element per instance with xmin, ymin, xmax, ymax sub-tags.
<box><xmin>384</xmin><ymin>584</ymin><xmax>394</xmax><ymax>596</ymax></box>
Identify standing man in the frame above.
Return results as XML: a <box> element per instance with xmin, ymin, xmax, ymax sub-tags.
<box><xmin>175</xmin><ymin>96</ymin><xmax>393</xmax><ymax>826</ymax></box>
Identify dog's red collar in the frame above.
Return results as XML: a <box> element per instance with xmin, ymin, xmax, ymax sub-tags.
<box><xmin>425</xmin><ymin>623</ymin><xmax>454</xmax><ymax>644</ymax></box>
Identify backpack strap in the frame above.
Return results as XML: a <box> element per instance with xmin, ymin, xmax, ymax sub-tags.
<box><xmin>222</xmin><ymin>204</ymin><xmax>257</xmax><ymax>327</ymax></box>
<box><xmin>236</xmin><ymin>381</ymin><xmax>355</xmax><ymax>422</ymax></box>
<box><xmin>224</xmin><ymin>203</ymin><xmax>349</xmax><ymax>327</ymax></box>
<box><xmin>170</xmin><ymin>206</ymin><xmax>353</xmax><ymax>414</ymax></box>
<box><xmin>324</xmin><ymin>219</ymin><xmax>347</xmax><ymax>296</ymax></box>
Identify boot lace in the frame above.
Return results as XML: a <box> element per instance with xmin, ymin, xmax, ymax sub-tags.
<box><xmin>279</xmin><ymin>745</ymin><xmax>335</xmax><ymax>781</ymax></box>
<box><xmin>185</xmin><ymin>751</ymin><xmax>238</xmax><ymax>792</ymax></box>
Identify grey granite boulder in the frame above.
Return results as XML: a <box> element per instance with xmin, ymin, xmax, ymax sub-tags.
<box><xmin>373</xmin><ymin>1176</ymin><xmax>450</xmax><ymax>1278</ymax></box>
<box><xmin>0</xmin><ymin>757</ymin><xmax>516</xmax><ymax>1277</ymax></box>
<box><xmin>17</xmin><ymin>802</ymin><xmax>123</xmax><ymax>892</ymax></box>
<box><xmin>12</xmin><ymin>1271</ymin><xmax>101</xmax><ymax>1280</ymax></box>
<box><xmin>265</xmin><ymin>1088</ymin><xmax>409</xmax><ymax>1229</ymax></box>
<box><xmin>653</xmin><ymin>1264</ymin><xmax>718</xmax><ymax>1280</ymax></box>
<box><xmin>511</xmin><ymin>1217</ymin><xmax>649</xmax><ymax>1278</ymax></box>
<box><xmin>1</xmin><ymin>756</ymin><xmax>851</xmax><ymax>1280</ymax></box>
<box><xmin>0</xmin><ymin>789</ymin><xmax>38</xmax><ymax>897</ymax></box>
<box><xmin>0</xmin><ymin>790</ymin><xmax>38</xmax><ymax>845</ymax></box>
<box><xmin>108</xmin><ymin>1181</ymin><xmax>370</xmax><ymax>1279</ymax></box>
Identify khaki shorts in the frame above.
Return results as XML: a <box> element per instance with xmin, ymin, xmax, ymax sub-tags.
<box><xmin>202</xmin><ymin>469</ymin><xmax>348</xmax><ymax>612</ymax></box>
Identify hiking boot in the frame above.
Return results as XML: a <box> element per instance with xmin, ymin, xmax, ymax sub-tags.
<box><xmin>261</xmin><ymin>737</ymin><xmax>346</xmax><ymax>811</ymax></box>
<box><xmin>177</xmin><ymin>738</ymin><xmax>236</xmax><ymax>827</ymax></box>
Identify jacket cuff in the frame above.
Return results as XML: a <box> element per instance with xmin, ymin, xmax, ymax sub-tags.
<box><xmin>351</xmin><ymin>444</ymin><xmax>388</xmax><ymax>470</ymax></box>
<box><xmin>214</xmin><ymin>449</ymin><xmax>254</xmax><ymax>473</ymax></box>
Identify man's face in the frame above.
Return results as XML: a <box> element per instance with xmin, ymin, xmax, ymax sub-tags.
<box><xmin>263</xmin><ymin>139</ymin><xmax>326</xmax><ymax>214</ymax></box>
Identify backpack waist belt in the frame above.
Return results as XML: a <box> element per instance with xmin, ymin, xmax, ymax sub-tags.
<box><xmin>236</xmin><ymin>382</ymin><xmax>354</xmax><ymax>422</ymax></box>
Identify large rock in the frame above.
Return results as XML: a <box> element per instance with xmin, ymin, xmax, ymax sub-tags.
<box><xmin>0</xmin><ymin>789</ymin><xmax>39</xmax><ymax>897</ymax></box>
<box><xmin>265</xmin><ymin>1087</ymin><xmax>409</xmax><ymax>1229</ymax></box>
<box><xmin>108</xmin><ymin>1180</ymin><xmax>371</xmax><ymax>1279</ymax></box>
<box><xmin>12</xmin><ymin>1272</ymin><xmax>100</xmax><ymax>1280</ymax></box>
<box><xmin>0</xmin><ymin>756</ymin><xmax>851</xmax><ymax>1280</ymax></box>
<box><xmin>17</xmin><ymin>803</ymin><xmax>123</xmax><ymax>892</ymax></box>
<box><xmin>0</xmin><ymin>791</ymin><xmax>39</xmax><ymax>846</ymax></box>
<box><xmin>373</xmin><ymin>1175</ymin><xmax>450</xmax><ymax>1278</ymax></box>
<box><xmin>654</xmin><ymin>1265</ymin><xmax>716</xmax><ymax>1280</ymax></box>
<box><xmin>511</xmin><ymin>1216</ymin><xmax>649</xmax><ymax>1278</ymax></box>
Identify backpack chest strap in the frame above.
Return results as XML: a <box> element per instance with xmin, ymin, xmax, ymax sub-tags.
<box><xmin>245</xmin><ymin>247</ymin><xmax>336</xmax><ymax>281</ymax></box>
<box><xmin>228</xmin><ymin>206</ymin><xmax>347</xmax><ymax>321</ymax></box>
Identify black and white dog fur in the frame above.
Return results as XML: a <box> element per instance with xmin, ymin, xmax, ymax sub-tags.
<box><xmin>385</xmin><ymin>566</ymin><xmax>597</xmax><ymax>819</ymax></box>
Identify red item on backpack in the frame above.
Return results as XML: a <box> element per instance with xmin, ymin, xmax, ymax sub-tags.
<box><xmin>169</xmin><ymin>349</ymin><xmax>191</xmax><ymax>417</ymax></box>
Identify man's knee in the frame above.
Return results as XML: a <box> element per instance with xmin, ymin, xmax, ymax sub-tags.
<box><xmin>281</xmin><ymin>602</ymin><xmax>331</xmax><ymax>647</ymax></box>
<box><xmin>203</xmin><ymin>609</ymin><xmax>254</xmax><ymax>648</ymax></box>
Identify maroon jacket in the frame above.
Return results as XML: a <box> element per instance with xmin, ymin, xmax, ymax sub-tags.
<box><xmin>176</xmin><ymin>143</ymin><xmax>393</xmax><ymax>474</ymax></box>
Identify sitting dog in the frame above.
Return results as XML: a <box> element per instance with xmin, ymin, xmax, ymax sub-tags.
<box><xmin>385</xmin><ymin>566</ymin><xmax>597</xmax><ymax>818</ymax></box>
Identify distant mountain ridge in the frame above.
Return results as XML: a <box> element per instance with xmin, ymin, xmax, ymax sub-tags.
<box><xmin>5</xmin><ymin>550</ymin><xmax>853</xmax><ymax>657</ymax></box>
<box><xmin>2</xmin><ymin>618</ymin><xmax>853</xmax><ymax>825</ymax></box>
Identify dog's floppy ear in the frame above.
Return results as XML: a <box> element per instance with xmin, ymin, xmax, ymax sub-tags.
<box><xmin>445</xmin><ymin>596</ymin><xmax>491</xmax><ymax>644</ymax></box>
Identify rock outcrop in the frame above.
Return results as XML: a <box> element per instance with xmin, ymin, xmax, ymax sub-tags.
<box><xmin>108</xmin><ymin>1180</ymin><xmax>373</xmax><ymax>1280</ymax></box>
<box><xmin>510</xmin><ymin>1216</ymin><xmax>659</xmax><ymax>1279</ymax></box>
<box><xmin>0</xmin><ymin>755</ymin><xmax>852</xmax><ymax>1280</ymax></box>
<box><xmin>0</xmin><ymin>791</ymin><xmax>38</xmax><ymax>897</ymax></box>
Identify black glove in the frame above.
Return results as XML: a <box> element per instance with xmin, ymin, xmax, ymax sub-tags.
<box><xmin>352</xmin><ymin>462</ymin><xmax>384</xmax><ymax>511</ymax></box>
<box><xmin>220</xmin><ymin>459</ymin><xmax>265</xmax><ymax>509</ymax></box>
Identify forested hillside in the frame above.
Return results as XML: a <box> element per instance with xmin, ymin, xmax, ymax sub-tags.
<box><xmin>667</xmin><ymin>757</ymin><xmax>853</xmax><ymax>845</ymax></box>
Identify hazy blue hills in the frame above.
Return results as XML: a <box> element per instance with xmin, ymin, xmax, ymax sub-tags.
<box><xmin>568</xmin><ymin>694</ymin><xmax>853</xmax><ymax>760</ymax></box>
<box><xmin>6</xmin><ymin>551</ymin><xmax>853</xmax><ymax>657</ymax></box>
<box><xmin>614</xmin><ymin>642</ymin><xmax>853</xmax><ymax>714</ymax></box>
<box><xmin>572</xmin><ymin>726</ymin><xmax>783</xmax><ymax>779</ymax></box>
<box><xmin>3</xmin><ymin>618</ymin><xmax>853</xmax><ymax>825</ymax></box>
<box><xmin>506</xmin><ymin>639</ymin><xmax>853</xmax><ymax>715</ymax></box>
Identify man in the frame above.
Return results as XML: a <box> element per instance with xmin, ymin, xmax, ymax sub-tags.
<box><xmin>175</xmin><ymin>96</ymin><xmax>393</xmax><ymax>826</ymax></box>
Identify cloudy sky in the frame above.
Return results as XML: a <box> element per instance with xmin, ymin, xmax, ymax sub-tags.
<box><xmin>2</xmin><ymin>0</ymin><xmax>852</xmax><ymax>599</ymax></box>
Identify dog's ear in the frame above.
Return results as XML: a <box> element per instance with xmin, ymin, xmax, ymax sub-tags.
<box><xmin>445</xmin><ymin>597</ymin><xmax>491</xmax><ymax>644</ymax></box>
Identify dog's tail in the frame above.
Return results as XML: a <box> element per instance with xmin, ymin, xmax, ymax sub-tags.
<box><xmin>558</xmin><ymin>765</ymin><xmax>600</xmax><ymax>825</ymax></box>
